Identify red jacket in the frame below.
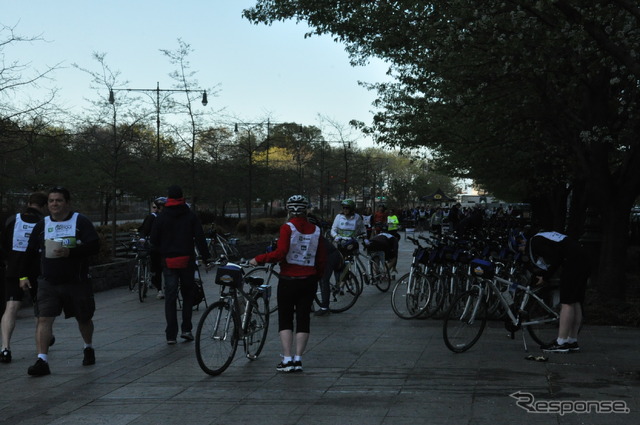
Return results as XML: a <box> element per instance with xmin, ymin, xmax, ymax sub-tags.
<box><xmin>254</xmin><ymin>216</ymin><xmax>327</xmax><ymax>278</ymax></box>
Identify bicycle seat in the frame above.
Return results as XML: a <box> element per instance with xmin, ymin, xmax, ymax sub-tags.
<box><xmin>245</xmin><ymin>276</ymin><xmax>264</xmax><ymax>287</ymax></box>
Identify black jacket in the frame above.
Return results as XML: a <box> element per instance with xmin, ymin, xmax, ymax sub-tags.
<box><xmin>149</xmin><ymin>201</ymin><xmax>210</xmax><ymax>262</ymax></box>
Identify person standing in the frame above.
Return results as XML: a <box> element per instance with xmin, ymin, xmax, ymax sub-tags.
<box><xmin>19</xmin><ymin>187</ymin><xmax>100</xmax><ymax>376</ymax></box>
<box><xmin>139</xmin><ymin>197</ymin><xmax>167</xmax><ymax>299</ymax></box>
<box><xmin>330</xmin><ymin>199</ymin><xmax>366</xmax><ymax>243</ymax></box>
<box><xmin>249</xmin><ymin>195</ymin><xmax>326</xmax><ymax>372</ymax></box>
<box><xmin>0</xmin><ymin>192</ymin><xmax>48</xmax><ymax>363</ymax></box>
<box><xmin>372</xmin><ymin>204</ymin><xmax>388</xmax><ymax>235</ymax></box>
<box><xmin>386</xmin><ymin>208</ymin><xmax>401</xmax><ymax>240</ymax></box>
<box><xmin>149</xmin><ymin>186</ymin><xmax>210</xmax><ymax>345</ymax></box>
<box><xmin>527</xmin><ymin>231</ymin><xmax>590</xmax><ymax>353</ymax></box>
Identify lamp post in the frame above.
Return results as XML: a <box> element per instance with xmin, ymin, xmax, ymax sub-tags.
<box><xmin>108</xmin><ymin>82</ymin><xmax>207</xmax><ymax>161</ymax></box>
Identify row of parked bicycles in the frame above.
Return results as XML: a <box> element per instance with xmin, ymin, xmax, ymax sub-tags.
<box><xmin>390</xmin><ymin>229</ymin><xmax>561</xmax><ymax>353</ymax></box>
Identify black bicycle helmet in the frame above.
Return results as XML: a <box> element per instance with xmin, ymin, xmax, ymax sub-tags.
<box><xmin>341</xmin><ymin>199</ymin><xmax>356</xmax><ymax>209</ymax></box>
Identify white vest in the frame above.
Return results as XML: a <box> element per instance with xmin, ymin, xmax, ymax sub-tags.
<box><xmin>12</xmin><ymin>213</ymin><xmax>36</xmax><ymax>252</ymax></box>
<box><xmin>529</xmin><ymin>232</ymin><xmax>567</xmax><ymax>271</ymax></box>
<box><xmin>44</xmin><ymin>213</ymin><xmax>79</xmax><ymax>247</ymax></box>
<box><xmin>285</xmin><ymin>222</ymin><xmax>320</xmax><ymax>267</ymax></box>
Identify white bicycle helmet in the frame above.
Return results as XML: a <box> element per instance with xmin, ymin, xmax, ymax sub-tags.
<box><xmin>286</xmin><ymin>195</ymin><xmax>308</xmax><ymax>214</ymax></box>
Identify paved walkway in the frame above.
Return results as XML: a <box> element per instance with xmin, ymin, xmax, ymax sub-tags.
<box><xmin>1</xmin><ymin>234</ymin><xmax>638</xmax><ymax>424</ymax></box>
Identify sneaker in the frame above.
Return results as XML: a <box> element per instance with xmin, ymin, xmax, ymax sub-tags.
<box><xmin>180</xmin><ymin>332</ymin><xmax>194</xmax><ymax>342</ymax></box>
<box><xmin>293</xmin><ymin>360</ymin><xmax>303</xmax><ymax>372</ymax></box>
<box><xmin>276</xmin><ymin>361</ymin><xmax>295</xmax><ymax>372</ymax></box>
<box><xmin>314</xmin><ymin>308</ymin><xmax>330</xmax><ymax>317</ymax></box>
<box><xmin>167</xmin><ymin>340</ymin><xmax>177</xmax><ymax>345</ymax></box>
<box><xmin>28</xmin><ymin>358</ymin><xmax>51</xmax><ymax>376</ymax></box>
<box><xmin>157</xmin><ymin>290</ymin><xmax>165</xmax><ymax>299</ymax></box>
<box><xmin>0</xmin><ymin>349</ymin><xmax>11</xmax><ymax>363</ymax></box>
<box><xmin>541</xmin><ymin>341</ymin><xmax>571</xmax><ymax>353</ymax></box>
<box><xmin>566</xmin><ymin>341</ymin><xmax>580</xmax><ymax>352</ymax></box>
<box><xmin>82</xmin><ymin>347</ymin><xmax>95</xmax><ymax>366</ymax></box>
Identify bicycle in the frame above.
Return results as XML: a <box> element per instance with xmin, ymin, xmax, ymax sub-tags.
<box><xmin>355</xmin><ymin>240</ymin><xmax>392</xmax><ymax>293</ymax></box>
<box><xmin>243</xmin><ymin>238</ymin><xmax>279</xmax><ymax>314</ymax></box>
<box><xmin>128</xmin><ymin>235</ymin><xmax>152</xmax><ymax>303</ymax></box>
<box><xmin>206</xmin><ymin>229</ymin><xmax>241</xmax><ymax>261</ymax></box>
<box><xmin>195</xmin><ymin>261</ymin><xmax>271</xmax><ymax>376</ymax></box>
<box><xmin>442</xmin><ymin>258</ymin><xmax>560</xmax><ymax>353</ymax></box>
<box><xmin>244</xmin><ymin>262</ymin><xmax>280</xmax><ymax>314</ymax></box>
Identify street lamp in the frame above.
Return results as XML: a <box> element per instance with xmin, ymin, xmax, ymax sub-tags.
<box><xmin>108</xmin><ymin>82</ymin><xmax>207</xmax><ymax>161</ymax></box>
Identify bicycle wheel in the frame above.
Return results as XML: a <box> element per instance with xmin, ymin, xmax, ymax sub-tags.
<box><xmin>129</xmin><ymin>261</ymin><xmax>140</xmax><ymax>292</ymax></box>
<box><xmin>371</xmin><ymin>256</ymin><xmax>391</xmax><ymax>292</ymax></box>
<box><xmin>525</xmin><ymin>293</ymin><xmax>560</xmax><ymax>346</ymax></box>
<box><xmin>195</xmin><ymin>300</ymin><xmax>240</xmax><ymax>376</ymax></box>
<box><xmin>244</xmin><ymin>266</ymin><xmax>279</xmax><ymax>314</ymax></box>
<box><xmin>443</xmin><ymin>287</ymin><xmax>488</xmax><ymax>353</ymax></box>
<box><xmin>138</xmin><ymin>261</ymin><xmax>149</xmax><ymax>302</ymax></box>
<box><xmin>425</xmin><ymin>274</ymin><xmax>448</xmax><ymax>319</ymax></box>
<box><xmin>328</xmin><ymin>271</ymin><xmax>360</xmax><ymax>313</ymax></box>
<box><xmin>244</xmin><ymin>292</ymin><xmax>270</xmax><ymax>360</ymax></box>
<box><xmin>391</xmin><ymin>272</ymin><xmax>432</xmax><ymax>319</ymax></box>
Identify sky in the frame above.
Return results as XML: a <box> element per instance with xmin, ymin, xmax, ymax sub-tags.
<box><xmin>2</xmin><ymin>0</ymin><xmax>391</xmax><ymax>147</ymax></box>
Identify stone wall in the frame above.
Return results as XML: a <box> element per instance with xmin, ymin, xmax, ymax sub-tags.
<box><xmin>90</xmin><ymin>258</ymin><xmax>134</xmax><ymax>292</ymax></box>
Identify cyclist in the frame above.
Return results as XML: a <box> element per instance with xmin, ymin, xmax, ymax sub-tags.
<box><xmin>526</xmin><ymin>231</ymin><xmax>590</xmax><ymax>353</ymax></box>
<box><xmin>330</xmin><ymin>199</ymin><xmax>366</xmax><ymax>244</ymax></box>
<box><xmin>249</xmin><ymin>195</ymin><xmax>327</xmax><ymax>372</ymax></box>
<box><xmin>372</xmin><ymin>204</ymin><xmax>388</xmax><ymax>235</ymax></box>
<box><xmin>386</xmin><ymin>208</ymin><xmax>401</xmax><ymax>240</ymax></box>
<box><xmin>139</xmin><ymin>197</ymin><xmax>166</xmax><ymax>299</ymax></box>
<box><xmin>364</xmin><ymin>232</ymin><xmax>400</xmax><ymax>276</ymax></box>
<box><xmin>307</xmin><ymin>213</ymin><xmax>341</xmax><ymax>316</ymax></box>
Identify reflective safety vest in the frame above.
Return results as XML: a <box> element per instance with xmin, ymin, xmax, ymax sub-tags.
<box><xmin>285</xmin><ymin>222</ymin><xmax>320</xmax><ymax>266</ymax></box>
<box><xmin>387</xmin><ymin>215</ymin><xmax>399</xmax><ymax>231</ymax></box>
<box><xmin>12</xmin><ymin>213</ymin><xmax>36</xmax><ymax>252</ymax></box>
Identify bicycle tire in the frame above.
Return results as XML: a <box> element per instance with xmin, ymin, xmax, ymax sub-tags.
<box><xmin>443</xmin><ymin>287</ymin><xmax>488</xmax><ymax>353</ymax></box>
<box><xmin>525</xmin><ymin>294</ymin><xmax>560</xmax><ymax>346</ymax></box>
<box><xmin>244</xmin><ymin>266</ymin><xmax>279</xmax><ymax>314</ymax></box>
<box><xmin>391</xmin><ymin>272</ymin><xmax>431</xmax><ymax>319</ymax></box>
<box><xmin>244</xmin><ymin>292</ymin><xmax>270</xmax><ymax>360</ymax></box>
<box><xmin>138</xmin><ymin>261</ymin><xmax>148</xmax><ymax>303</ymax></box>
<box><xmin>424</xmin><ymin>274</ymin><xmax>447</xmax><ymax>319</ymax></box>
<box><xmin>328</xmin><ymin>271</ymin><xmax>360</xmax><ymax>313</ymax></box>
<box><xmin>195</xmin><ymin>300</ymin><xmax>240</xmax><ymax>376</ymax></box>
<box><xmin>371</xmin><ymin>255</ymin><xmax>391</xmax><ymax>292</ymax></box>
<box><xmin>129</xmin><ymin>261</ymin><xmax>139</xmax><ymax>292</ymax></box>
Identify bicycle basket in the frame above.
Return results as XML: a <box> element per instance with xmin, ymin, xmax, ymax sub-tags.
<box><xmin>470</xmin><ymin>259</ymin><xmax>495</xmax><ymax>279</ymax></box>
<box><xmin>215</xmin><ymin>265</ymin><xmax>243</xmax><ymax>289</ymax></box>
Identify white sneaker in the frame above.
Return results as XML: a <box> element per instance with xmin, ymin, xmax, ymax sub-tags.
<box><xmin>157</xmin><ymin>290</ymin><xmax>165</xmax><ymax>299</ymax></box>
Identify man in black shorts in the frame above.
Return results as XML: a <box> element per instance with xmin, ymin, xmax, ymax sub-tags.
<box><xmin>19</xmin><ymin>187</ymin><xmax>100</xmax><ymax>376</ymax></box>
<box><xmin>527</xmin><ymin>231</ymin><xmax>589</xmax><ymax>353</ymax></box>
<box><xmin>1</xmin><ymin>192</ymin><xmax>48</xmax><ymax>363</ymax></box>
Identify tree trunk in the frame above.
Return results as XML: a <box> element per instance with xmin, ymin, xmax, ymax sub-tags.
<box><xmin>591</xmin><ymin>199</ymin><xmax>632</xmax><ymax>300</ymax></box>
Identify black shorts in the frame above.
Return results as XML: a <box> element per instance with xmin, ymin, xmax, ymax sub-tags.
<box><xmin>559</xmin><ymin>250</ymin><xmax>589</xmax><ymax>304</ymax></box>
<box><xmin>4</xmin><ymin>275</ymin><xmax>38</xmax><ymax>303</ymax></box>
<box><xmin>36</xmin><ymin>279</ymin><xmax>96</xmax><ymax>321</ymax></box>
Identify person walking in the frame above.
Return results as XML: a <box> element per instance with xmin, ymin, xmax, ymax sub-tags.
<box><xmin>249</xmin><ymin>195</ymin><xmax>326</xmax><ymax>372</ymax></box>
<box><xmin>526</xmin><ymin>231</ymin><xmax>590</xmax><ymax>353</ymax></box>
<box><xmin>19</xmin><ymin>187</ymin><xmax>100</xmax><ymax>376</ymax></box>
<box><xmin>0</xmin><ymin>192</ymin><xmax>48</xmax><ymax>363</ymax></box>
<box><xmin>149</xmin><ymin>186</ymin><xmax>210</xmax><ymax>345</ymax></box>
<box><xmin>138</xmin><ymin>196</ymin><xmax>167</xmax><ymax>299</ymax></box>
